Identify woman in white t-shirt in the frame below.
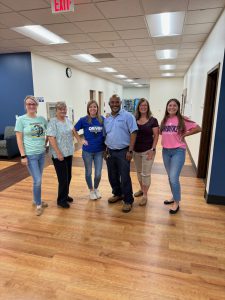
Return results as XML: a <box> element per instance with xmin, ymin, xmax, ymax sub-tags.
<box><xmin>160</xmin><ymin>98</ymin><xmax>201</xmax><ymax>214</ymax></box>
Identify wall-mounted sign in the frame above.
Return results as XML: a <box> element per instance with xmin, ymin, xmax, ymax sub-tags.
<box><xmin>51</xmin><ymin>0</ymin><xmax>74</xmax><ymax>13</ymax></box>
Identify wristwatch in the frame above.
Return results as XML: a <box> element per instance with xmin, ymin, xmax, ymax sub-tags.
<box><xmin>21</xmin><ymin>155</ymin><xmax>27</xmax><ymax>159</ymax></box>
<box><xmin>150</xmin><ymin>148</ymin><xmax>156</xmax><ymax>151</ymax></box>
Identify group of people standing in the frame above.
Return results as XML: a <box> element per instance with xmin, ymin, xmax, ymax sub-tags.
<box><xmin>15</xmin><ymin>94</ymin><xmax>201</xmax><ymax>216</ymax></box>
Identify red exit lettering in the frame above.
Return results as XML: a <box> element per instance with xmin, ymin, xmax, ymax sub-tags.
<box><xmin>54</xmin><ymin>0</ymin><xmax>71</xmax><ymax>12</ymax></box>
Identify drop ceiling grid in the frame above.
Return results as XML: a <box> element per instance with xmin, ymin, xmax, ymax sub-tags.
<box><xmin>0</xmin><ymin>0</ymin><xmax>224</xmax><ymax>84</ymax></box>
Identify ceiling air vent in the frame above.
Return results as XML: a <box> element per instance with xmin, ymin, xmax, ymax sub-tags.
<box><xmin>92</xmin><ymin>53</ymin><xmax>114</xmax><ymax>59</ymax></box>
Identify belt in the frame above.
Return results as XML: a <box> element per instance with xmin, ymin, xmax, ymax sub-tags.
<box><xmin>108</xmin><ymin>147</ymin><xmax>129</xmax><ymax>152</ymax></box>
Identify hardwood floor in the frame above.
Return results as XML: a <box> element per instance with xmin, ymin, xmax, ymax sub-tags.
<box><xmin>0</xmin><ymin>147</ymin><xmax>225</xmax><ymax>300</ymax></box>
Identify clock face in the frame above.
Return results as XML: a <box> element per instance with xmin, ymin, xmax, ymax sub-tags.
<box><xmin>66</xmin><ymin>67</ymin><xmax>72</xmax><ymax>78</ymax></box>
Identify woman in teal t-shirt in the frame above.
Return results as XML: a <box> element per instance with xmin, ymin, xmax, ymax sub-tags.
<box><xmin>15</xmin><ymin>95</ymin><xmax>48</xmax><ymax>216</ymax></box>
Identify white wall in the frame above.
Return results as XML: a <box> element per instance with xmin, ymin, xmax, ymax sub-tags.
<box><xmin>183</xmin><ymin>9</ymin><xmax>225</xmax><ymax>190</ymax></box>
<box><xmin>123</xmin><ymin>87</ymin><xmax>150</xmax><ymax>100</ymax></box>
<box><xmin>31</xmin><ymin>53</ymin><xmax>123</xmax><ymax>122</ymax></box>
<box><xmin>149</xmin><ymin>78</ymin><xmax>184</xmax><ymax>121</ymax></box>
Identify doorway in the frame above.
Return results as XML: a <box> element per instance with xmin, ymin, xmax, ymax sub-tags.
<box><xmin>90</xmin><ymin>90</ymin><xmax>96</xmax><ymax>101</ymax></box>
<box><xmin>98</xmin><ymin>91</ymin><xmax>103</xmax><ymax>114</ymax></box>
<box><xmin>197</xmin><ymin>64</ymin><xmax>220</xmax><ymax>180</ymax></box>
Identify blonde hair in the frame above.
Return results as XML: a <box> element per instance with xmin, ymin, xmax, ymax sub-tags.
<box><xmin>24</xmin><ymin>95</ymin><xmax>39</xmax><ymax>106</ymax></box>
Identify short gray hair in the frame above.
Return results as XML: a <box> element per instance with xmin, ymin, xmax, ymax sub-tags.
<box><xmin>24</xmin><ymin>95</ymin><xmax>39</xmax><ymax>106</ymax></box>
<box><xmin>55</xmin><ymin>101</ymin><xmax>67</xmax><ymax>110</ymax></box>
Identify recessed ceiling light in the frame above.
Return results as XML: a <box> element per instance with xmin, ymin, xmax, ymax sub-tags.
<box><xmin>98</xmin><ymin>67</ymin><xmax>117</xmax><ymax>73</ymax></box>
<box><xmin>156</xmin><ymin>49</ymin><xmax>178</xmax><ymax>60</ymax></box>
<box><xmin>160</xmin><ymin>65</ymin><xmax>176</xmax><ymax>70</ymax></box>
<box><xmin>114</xmin><ymin>74</ymin><xmax>127</xmax><ymax>78</ymax></box>
<box><xmin>161</xmin><ymin>73</ymin><xmax>175</xmax><ymax>77</ymax></box>
<box><xmin>124</xmin><ymin>79</ymin><xmax>134</xmax><ymax>82</ymax></box>
<box><xmin>71</xmin><ymin>54</ymin><xmax>100</xmax><ymax>63</ymax></box>
<box><xmin>12</xmin><ymin>25</ymin><xmax>68</xmax><ymax>44</ymax></box>
<box><xmin>130</xmin><ymin>82</ymin><xmax>139</xmax><ymax>85</ymax></box>
<box><xmin>146</xmin><ymin>11</ymin><xmax>185</xmax><ymax>37</ymax></box>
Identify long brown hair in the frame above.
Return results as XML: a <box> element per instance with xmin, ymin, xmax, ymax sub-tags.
<box><xmin>160</xmin><ymin>99</ymin><xmax>186</xmax><ymax>134</ymax></box>
<box><xmin>86</xmin><ymin>100</ymin><xmax>103</xmax><ymax>124</ymax></box>
<box><xmin>135</xmin><ymin>98</ymin><xmax>152</xmax><ymax>120</ymax></box>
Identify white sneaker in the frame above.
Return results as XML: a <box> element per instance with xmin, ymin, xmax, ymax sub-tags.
<box><xmin>90</xmin><ymin>190</ymin><xmax>97</xmax><ymax>200</ymax></box>
<box><xmin>94</xmin><ymin>189</ymin><xmax>101</xmax><ymax>199</ymax></box>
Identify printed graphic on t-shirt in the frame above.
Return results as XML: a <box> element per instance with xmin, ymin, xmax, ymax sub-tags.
<box><xmin>162</xmin><ymin>124</ymin><xmax>178</xmax><ymax>133</ymax></box>
<box><xmin>89</xmin><ymin>126</ymin><xmax>103</xmax><ymax>134</ymax></box>
<box><xmin>30</xmin><ymin>123</ymin><xmax>45</xmax><ymax>138</ymax></box>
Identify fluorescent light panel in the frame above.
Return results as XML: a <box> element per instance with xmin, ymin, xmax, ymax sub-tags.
<box><xmin>12</xmin><ymin>25</ymin><xmax>68</xmax><ymax>44</ymax></box>
<box><xmin>161</xmin><ymin>73</ymin><xmax>175</xmax><ymax>77</ymax></box>
<box><xmin>124</xmin><ymin>79</ymin><xmax>133</xmax><ymax>82</ymax></box>
<box><xmin>137</xmin><ymin>85</ymin><xmax>143</xmax><ymax>87</ymax></box>
<box><xmin>160</xmin><ymin>65</ymin><xmax>176</xmax><ymax>70</ymax></box>
<box><xmin>99</xmin><ymin>67</ymin><xmax>117</xmax><ymax>73</ymax></box>
<box><xmin>72</xmin><ymin>54</ymin><xmax>100</xmax><ymax>63</ymax></box>
<box><xmin>156</xmin><ymin>49</ymin><xmax>178</xmax><ymax>60</ymax></box>
<box><xmin>114</xmin><ymin>74</ymin><xmax>127</xmax><ymax>78</ymax></box>
<box><xmin>146</xmin><ymin>11</ymin><xmax>185</xmax><ymax>37</ymax></box>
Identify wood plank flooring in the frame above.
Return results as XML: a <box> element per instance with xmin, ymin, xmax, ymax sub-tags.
<box><xmin>0</xmin><ymin>146</ymin><xmax>225</xmax><ymax>300</ymax></box>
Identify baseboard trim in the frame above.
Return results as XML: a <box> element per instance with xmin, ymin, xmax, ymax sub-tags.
<box><xmin>186</xmin><ymin>143</ymin><xmax>197</xmax><ymax>173</ymax></box>
<box><xmin>205</xmin><ymin>190</ymin><xmax>225</xmax><ymax>205</ymax></box>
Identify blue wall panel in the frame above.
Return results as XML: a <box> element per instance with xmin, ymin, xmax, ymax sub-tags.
<box><xmin>207</xmin><ymin>52</ymin><xmax>225</xmax><ymax>204</ymax></box>
<box><xmin>0</xmin><ymin>52</ymin><xmax>34</xmax><ymax>133</ymax></box>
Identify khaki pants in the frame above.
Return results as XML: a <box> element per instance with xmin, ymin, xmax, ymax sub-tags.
<box><xmin>133</xmin><ymin>150</ymin><xmax>155</xmax><ymax>186</ymax></box>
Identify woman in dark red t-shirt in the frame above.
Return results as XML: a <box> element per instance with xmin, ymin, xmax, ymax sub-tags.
<box><xmin>133</xmin><ymin>98</ymin><xmax>159</xmax><ymax>206</ymax></box>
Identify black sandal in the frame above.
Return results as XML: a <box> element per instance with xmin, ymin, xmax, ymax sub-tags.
<box><xmin>164</xmin><ymin>200</ymin><xmax>175</xmax><ymax>205</ymax></box>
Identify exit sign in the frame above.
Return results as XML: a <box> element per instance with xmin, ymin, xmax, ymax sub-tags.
<box><xmin>51</xmin><ymin>0</ymin><xmax>74</xmax><ymax>13</ymax></box>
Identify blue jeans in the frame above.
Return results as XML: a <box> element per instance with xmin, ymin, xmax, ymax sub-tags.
<box><xmin>82</xmin><ymin>150</ymin><xmax>103</xmax><ymax>190</ymax></box>
<box><xmin>106</xmin><ymin>148</ymin><xmax>134</xmax><ymax>204</ymax></box>
<box><xmin>27</xmin><ymin>152</ymin><xmax>45</xmax><ymax>206</ymax></box>
<box><xmin>162</xmin><ymin>148</ymin><xmax>186</xmax><ymax>202</ymax></box>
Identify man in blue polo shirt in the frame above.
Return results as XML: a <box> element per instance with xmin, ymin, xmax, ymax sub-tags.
<box><xmin>104</xmin><ymin>94</ymin><xmax>138</xmax><ymax>212</ymax></box>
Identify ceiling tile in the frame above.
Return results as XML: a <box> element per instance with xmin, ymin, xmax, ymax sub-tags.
<box><xmin>89</xmin><ymin>31</ymin><xmax>120</xmax><ymax>41</ymax></box>
<box><xmin>118</xmin><ymin>29</ymin><xmax>149</xmax><ymax>39</ymax></box>
<box><xmin>183</xmin><ymin>23</ymin><xmax>214</xmax><ymax>34</ymax></box>
<box><xmin>76</xmin><ymin>20</ymin><xmax>114</xmax><ymax>33</ymax></box>
<box><xmin>125</xmin><ymin>38</ymin><xmax>152</xmax><ymax>46</ymax></box>
<box><xmin>62</xmin><ymin>34</ymin><xmax>93</xmax><ymax>43</ymax></box>
<box><xmin>63</xmin><ymin>4</ymin><xmax>104</xmax><ymax>22</ymax></box>
<box><xmin>185</xmin><ymin>8</ymin><xmax>223</xmax><ymax>24</ymax></box>
<box><xmin>152</xmin><ymin>36</ymin><xmax>182</xmax><ymax>45</ymax></box>
<box><xmin>0</xmin><ymin>3</ymin><xmax>12</xmax><ymax>13</ymax></box>
<box><xmin>96</xmin><ymin>0</ymin><xmax>143</xmax><ymax>18</ymax></box>
<box><xmin>106</xmin><ymin>46</ymin><xmax>130</xmax><ymax>53</ymax></box>
<box><xmin>76</xmin><ymin>41</ymin><xmax>102</xmax><ymax>49</ymax></box>
<box><xmin>0</xmin><ymin>0</ymin><xmax>50</xmax><ymax>11</ymax></box>
<box><xmin>99</xmin><ymin>40</ymin><xmax>126</xmax><ymax>47</ymax></box>
<box><xmin>141</xmin><ymin>0</ymin><xmax>188</xmax><ymax>14</ymax></box>
<box><xmin>130</xmin><ymin>45</ymin><xmax>154</xmax><ymax>52</ymax></box>
<box><xmin>0</xmin><ymin>28</ymin><xmax>27</xmax><ymax>39</ymax></box>
<box><xmin>0</xmin><ymin>12</ymin><xmax>33</xmax><ymax>27</ymax></box>
<box><xmin>20</xmin><ymin>8</ymin><xmax>68</xmax><ymax>25</ymax></box>
<box><xmin>109</xmin><ymin>16</ymin><xmax>146</xmax><ymax>30</ymax></box>
<box><xmin>180</xmin><ymin>42</ymin><xmax>203</xmax><ymax>49</ymax></box>
<box><xmin>182</xmin><ymin>33</ymin><xmax>208</xmax><ymax>42</ymax></box>
<box><xmin>188</xmin><ymin>0</ymin><xmax>225</xmax><ymax>10</ymax></box>
<box><xmin>45</xmin><ymin>23</ymin><xmax>82</xmax><ymax>35</ymax></box>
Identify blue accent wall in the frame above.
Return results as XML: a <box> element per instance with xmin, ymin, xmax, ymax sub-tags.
<box><xmin>0</xmin><ymin>52</ymin><xmax>34</xmax><ymax>133</ymax></box>
<box><xmin>208</xmin><ymin>51</ymin><xmax>225</xmax><ymax>202</ymax></box>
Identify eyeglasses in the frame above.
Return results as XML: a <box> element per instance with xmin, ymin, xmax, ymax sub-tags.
<box><xmin>57</xmin><ymin>108</ymin><xmax>67</xmax><ymax>111</ymax></box>
<box><xmin>26</xmin><ymin>103</ymin><xmax>37</xmax><ymax>106</ymax></box>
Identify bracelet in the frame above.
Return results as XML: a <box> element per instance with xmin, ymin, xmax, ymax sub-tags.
<box><xmin>21</xmin><ymin>155</ymin><xmax>27</xmax><ymax>159</ymax></box>
<box><xmin>150</xmin><ymin>148</ymin><xmax>156</xmax><ymax>151</ymax></box>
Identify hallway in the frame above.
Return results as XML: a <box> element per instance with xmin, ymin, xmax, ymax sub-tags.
<box><xmin>0</xmin><ymin>148</ymin><xmax>225</xmax><ymax>299</ymax></box>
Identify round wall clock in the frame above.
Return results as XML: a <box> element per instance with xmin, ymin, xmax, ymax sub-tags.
<box><xmin>66</xmin><ymin>67</ymin><xmax>72</xmax><ymax>78</ymax></box>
